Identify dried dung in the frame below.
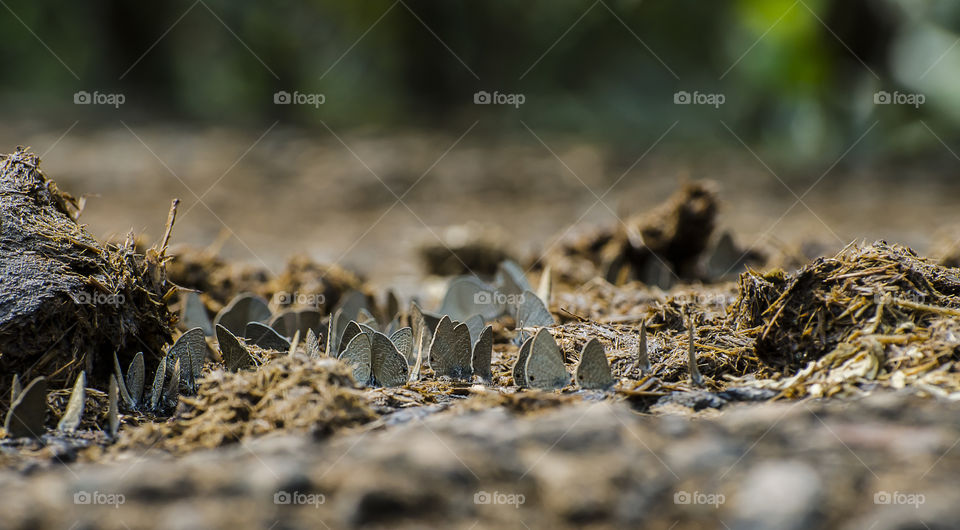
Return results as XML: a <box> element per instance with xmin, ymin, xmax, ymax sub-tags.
<box><xmin>0</xmin><ymin>148</ymin><xmax>174</xmax><ymax>394</ymax></box>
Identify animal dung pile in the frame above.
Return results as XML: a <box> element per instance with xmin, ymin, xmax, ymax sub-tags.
<box><xmin>0</xmin><ymin>148</ymin><xmax>174</xmax><ymax>394</ymax></box>
<box><xmin>723</xmin><ymin>241</ymin><xmax>960</xmax><ymax>397</ymax></box>
<box><xmin>115</xmin><ymin>354</ymin><xmax>376</xmax><ymax>453</ymax></box>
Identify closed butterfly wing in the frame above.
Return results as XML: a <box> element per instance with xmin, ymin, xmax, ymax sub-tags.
<box><xmin>306</xmin><ymin>328</ymin><xmax>322</xmax><ymax>358</ymax></box>
<box><xmin>495</xmin><ymin>259</ymin><xmax>533</xmax><ymax>297</ymax></box>
<box><xmin>168</xmin><ymin>327</ymin><xmax>207</xmax><ymax>386</ymax></box>
<box><xmin>513</xmin><ymin>337</ymin><xmax>533</xmax><ymax>387</ymax></box>
<box><xmin>575</xmin><ymin>338</ymin><xmax>614</xmax><ymax>390</ymax></box>
<box><xmin>524</xmin><ymin>329</ymin><xmax>568</xmax><ymax>390</ymax></box>
<box><xmin>180</xmin><ymin>292</ymin><xmax>213</xmax><ymax>336</ymax></box>
<box><xmin>149</xmin><ymin>355</ymin><xmax>167</xmax><ymax>412</ymax></box>
<box><xmin>268</xmin><ymin>309</ymin><xmax>299</xmax><ymax>338</ymax></box>
<box><xmin>516</xmin><ymin>290</ymin><xmax>554</xmax><ymax>328</ymax></box>
<box><xmin>214</xmin><ymin>293</ymin><xmax>271</xmax><ymax>337</ymax></box>
<box><xmin>439</xmin><ymin>276</ymin><xmax>502</xmax><ymax>321</ymax></box>
<box><xmin>339</xmin><ymin>333</ymin><xmax>372</xmax><ymax>386</ymax></box>
<box><xmin>370</xmin><ymin>331</ymin><xmax>409</xmax><ymax>387</ymax></box>
<box><xmin>245</xmin><ymin>321</ymin><xmax>292</xmax><ymax>352</ymax></box>
<box><xmin>217</xmin><ymin>324</ymin><xmax>254</xmax><ymax>372</ymax></box>
<box><xmin>338</xmin><ymin>321</ymin><xmax>363</xmax><ymax>356</ymax></box>
<box><xmin>472</xmin><ymin>325</ymin><xmax>493</xmax><ymax>382</ymax></box>
<box><xmin>4</xmin><ymin>376</ymin><xmax>46</xmax><ymax>438</ymax></box>
<box><xmin>464</xmin><ymin>314</ymin><xmax>485</xmax><ymax>347</ymax></box>
<box><xmin>126</xmin><ymin>352</ymin><xmax>145</xmax><ymax>407</ymax></box>
<box><xmin>325</xmin><ymin>309</ymin><xmax>343</xmax><ymax>357</ymax></box>
<box><xmin>334</xmin><ymin>290</ymin><xmax>368</xmax><ymax>322</ymax></box>
<box><xmin>431</xmin><ymin>316</ymin><xmax>472</xmax><ymax>380</ymax></box>
<box><xmin>58</xmin><ymin>371</ymin><xmax>86</xmax><ymax>433</ymax></box>
<box><xmin>108</xmin><ymin>375</ymin><xmax>120</xmax><ymax>438</ymax></box>
<box><xmin>390</xmin><ymin>327</ymin><xmax>414</xmax><ymax>364</ymax></box>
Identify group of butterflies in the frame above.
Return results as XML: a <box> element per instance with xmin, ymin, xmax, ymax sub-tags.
<box><xmin>3</xmin><ymin>260</ymin><xmax>706</xmax><ymax>439</ymax></box>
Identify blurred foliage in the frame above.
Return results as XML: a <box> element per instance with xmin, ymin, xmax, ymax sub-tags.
<box><xmin>1</xmin><ymin>0</ymin><xmax>960</xmax><ymax>163</ymax></box>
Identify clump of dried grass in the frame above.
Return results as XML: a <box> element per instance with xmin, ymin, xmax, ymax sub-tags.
<box><xmin>115</xmin><ymin>354</ymin><xmax>376</xmax><ymax>453</ymax></box>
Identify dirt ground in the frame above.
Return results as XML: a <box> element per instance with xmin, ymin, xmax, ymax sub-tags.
<box><xmin>4</xmin><ymin>126</ymin><xmax>960</xmax><ymax>529</ymax></box>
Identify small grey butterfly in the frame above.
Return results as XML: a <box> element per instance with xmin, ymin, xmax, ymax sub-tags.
<box><xmin>163</xmin><ymin>358</ymin><xmax>181</xmax><ymax>408</ymax></box>
<box><xmin>688</xmin><ymin>320</ymin><xmax>702</xmax><ymax>386</ymax></box>
<box><xmin>339</xmin><ymin>333</ymin><xmax>372</xmax><ymax>386</ymax></box>
<box><xmin>334</xmin><ymin>290</ymin><xmax>368</xmax><ymax>322</ymax></box>
<box><xmin>325</xmin><ymin>309</ymin><xmax>344</xmax><ymax>357</ymax></box>
<box><xmin>112</xmin><ymin>351</ymin><xmax>136</xmax><ymax>409</ymax></box>
<box><xmin>4</xmin><ymin>376</ymin><xmax>47</xmax><ymax>438</ymax></box>
<box><xmin>637</xmin><ymin>320</ymin><xmax>651</xmax><ymax>374</ymax></box>
<box><xmin>464</xmin><ymin>314</ymin><xmax>485</xmax><ymax>346</ymax></box>
<box><xmin>357</xmin><ymin>308</ymin><xmax>378</xmax><ymax>329</ymax></box>
<box><xmin>149</xmin><ymin>355</ymin><xmax>167</xmax><ymax>412</ymax></box>
<box><xmin>126</xmin><ymin>352</ymin><xmax>145</xmax><ymax>407</ymax></box>
<box><xmin>338</xmin><ymin>320</ymin><xmax>363</xmax><ymax>357</ymax></box>
<box><xmin>370</xmin><ymin>331</ymin><xmax>409</xmax><ymax>387</ymax></box>
<box><xmin>58</xmin><ymin>371</ymin><xmax>86</xmax><ymax>433</ymax></box>
<box><xmin>512</xmin><ymin>336</ymin><xmax>534</xmax><ymax>387</ymax></box>
<box><xmin>306</xmin><ymin>328</ymin><xmax>322</xmax><ymax>358</ymax></box>
<box><xmin>524</xmin><ymin>329</ymin><xmax>568</xmax><ymax>390</ymax></box>
<box><xmin>108</xmin><ymin>375</ymin><xmax>120</xmax><ymax>438</ymax></box>
<box><xmin>430</xmin><ymin>316</ymin><xmax>472</xmax><ymax>380</ymax></box>
<box><xmin>213</xmin><ymin>293</ymin><xmax>271</xmax><ymax>337</ymax></box>
<box><xmin>245</xmin><ymin>321</ymin><xmax>291</xmax><ymax>352</ymax></box>
<box><xmin>390</xmin><ymin>327</ymin><xmax>414</xmax><ymax>363</ymax></box>
<box><xmin>536</xmin><ymin>265</ymin><xmax>552</xmax><ymax>305</ymax></box>
<box><xmin>575</xmin><ymin>338</ymin><xmax>614</xmax><ymax>390</ymax></box>
<box><xmin>439</xmin><ymin>276</ymin><xmax>502</xmax><ymax>322</ymax></box>
<box><xmin>168</xmin><ymin>327</ymin><xmax>207</xmax><ymax>391</ymax></box>
<box><xmin>495</xmin><ymin>259</ymin><xmax>533</xmax><ymax>297</ymax></box>
<box><xmin>471</xmin><ymin>325</ymin><xmax>494</xmax><ymax>382</ymax></box>
<box><xmin>516</xmin><ymin>290</ymin><xmax>554</xmax><ymax>328</ymax></box>
<box><xmin>217</xmin><ymin>324</ymin><xmax>254</xmax><ymax>372</ymax></box>
<box><xmin>181</xmin><ymin>291</ymin><xmax>213</xmax><ymax>336</ymax></box>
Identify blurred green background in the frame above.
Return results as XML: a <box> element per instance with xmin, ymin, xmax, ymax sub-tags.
<box><xmin>1</xmin><ymin>0</ymin><xmax>959</xmax><ymax>164</ymax></box>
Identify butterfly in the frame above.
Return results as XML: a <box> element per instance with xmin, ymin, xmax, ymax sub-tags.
<box><xmin>217</xmin><ymin>324</ymin><xmax>255</xmax><ymax>372</ymax></box>
<box><xmin>245</xmin><ymin>321</ymin><xmax>292</xmax><ymax>352</ymax></box>
<box><xmin>180</xmin><ymin>291</ymin><xmax>213</xmax><ymax>336</ymax></box>
<box><xmin>213</xmin><ymin>293</ymin><xmax>271</xmax><ymax>337</ymax></box>
<box><xmin>575</xmin><ymin>338</ymin><xmax>614</xmax><ymax>390</ymax></box>
<box><xmin>439</xmin><ymin>276</ymin><xmax>502</xmax><ymax>322</ymax></box>
<box><xmin>430</xmin><ymin>316</ymin><xmax>472</xmax><ymax>380</ymax></box>
<box><xmin>370</xmin><ymin>331</ymin><xmax>409</xmax><ymax>387</ymax></box>
<box><xmin>167</xmin><ymin>327</ymin><xmax>207</xmax><ymax>393</ymax></box>
<box><xmin>516</xmin><ymin>290</ymin><xmax>554</xmax><ymax>328</ymax></box>
<box><xmin>512</xmin><ymin>336</ymin><xmax>533</xmax><ymax>386</ymax></box>
<box><xmin>471</xmin><ymin>325</ymin><xmax>494</xmax><ymax>382</ymax></box>
<box><xmin>339</xmin><ymin>332</ymin><xmax>372</xmax><ymax>385</ymax></box>
<box><xmin>4</xmin><ymin>376</ymin><xmax>46</xmax><ymax>438</ymax></box>
<box><xmin>524</xmin><ymin>329</ymin><xmax>568</xmax><ymax>390</ymax></box>
<box><xmin>57</xmin><ymin>371</ymin><xmax>86</xmax><ymax>433</ymax></box>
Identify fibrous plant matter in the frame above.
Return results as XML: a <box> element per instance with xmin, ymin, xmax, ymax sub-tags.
<box><xmin>0</xmin><ymin>148</ymin><xmax>174</xmax><ymax>397</ymax></box>
<box><xmin>731</xmin><ymin>241</ymin><xmax>960</xmax><ymax>368</ymax></box>
<box><xmin>115</xmin><ymin>354</ymin><xmax>376</xmax><ymax>454</ymax></box>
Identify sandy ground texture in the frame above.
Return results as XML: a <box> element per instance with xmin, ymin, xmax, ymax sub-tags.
<box><xmin>0</xmin><ymin>391</ymin><xmax>954</xmax><ymax>529</ymax></box>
